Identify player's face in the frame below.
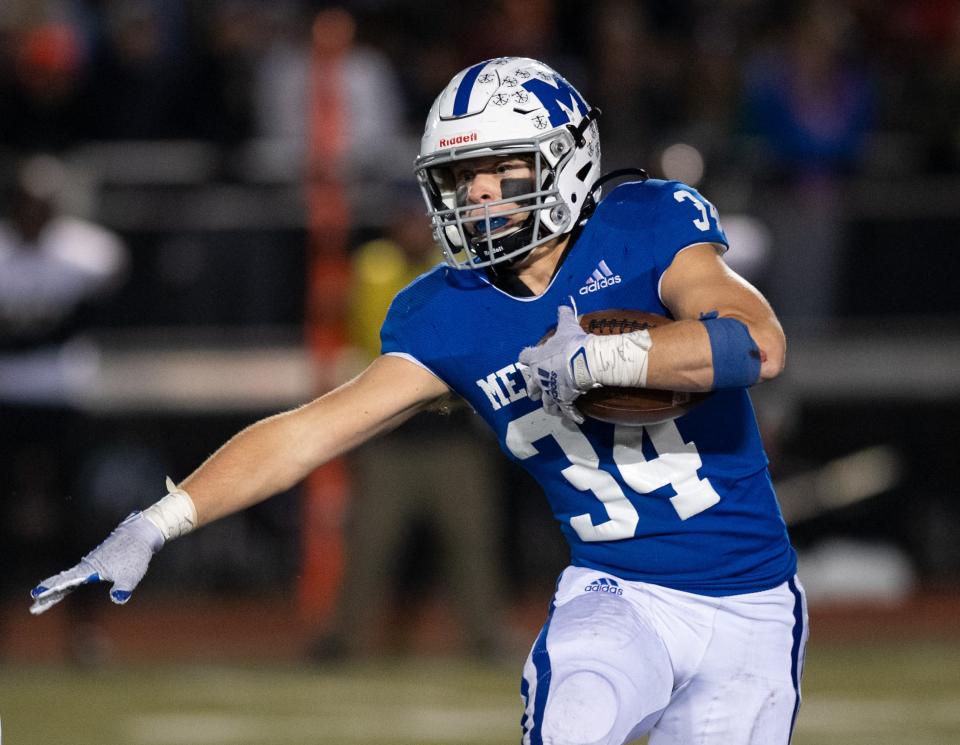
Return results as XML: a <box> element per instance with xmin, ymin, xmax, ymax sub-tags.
<box><xmin>451</xmin><ymin>155</ymin><xmax>535</xmax><ymax>238</ymax></box>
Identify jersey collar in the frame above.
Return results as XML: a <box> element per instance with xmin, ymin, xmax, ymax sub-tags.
<box><xmin>483</xmin><ymin>218</ymin><xmax>587</xmax><ymax>298</ymax></box>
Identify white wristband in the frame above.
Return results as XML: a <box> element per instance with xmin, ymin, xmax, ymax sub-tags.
<box><xmin>583</xmin><ymin>330</ymin><xmax>652</xmax><ymax>388</ymax></box>
<box><xmin>142</xmin><ymin>477</ymin><xmax>199</xmax><ymax>542</ymax></box>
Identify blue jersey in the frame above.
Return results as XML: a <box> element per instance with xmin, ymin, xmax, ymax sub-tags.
<box><xmin>380</xmin><ymin>179</ymin><xmax>797</xmax><ymax>596</ymax></box>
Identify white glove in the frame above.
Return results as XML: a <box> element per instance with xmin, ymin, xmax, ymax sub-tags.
<box><xmin>29</xmin><ymin>512</ymin><xmax>164</xmax><ymax>615</ymax></box>
<box><xmin>518</xmin><ymin>305</ymin><xmax>598</xmax><ymax>423</ymax></box>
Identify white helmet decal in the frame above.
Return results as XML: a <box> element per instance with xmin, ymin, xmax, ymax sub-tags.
<box><xmin>416</xmin><ymin>57</ymin><xmax>601</xmax><ymax>270</ymax></box>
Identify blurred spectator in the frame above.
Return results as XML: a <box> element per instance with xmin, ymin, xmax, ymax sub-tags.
<box><xmin>251</xmin><ymin>4</ymin><xmax>311</xmax><ymax>147</ymax></box>
<box><xmin>312</xmin><ymin>196</ymin><xmax>506</xmax><ymax>661</ymax></box>
<box><xmin>82</xmin><ymin>0</ymin><xmax>207</xmax><ymax>141</ymax></box>
<box><xmin>741</xmin><ymin>3</ymin><xmax>874</xmax><ymax>180</ymax></box>
<box><xmin>243</xmin><ymin>4</ymin><xmax>408</xmax><ymax>181</ymax></box>
<box><xmin>0</xmin><ymin>155</ymin><xmax>127</xmax><ymax>348</ymax></box>
<box><xmin>740</xmin><ymin>3</ymin><xmax>875</xmax><ymax>323</ymax></box>
<box><xmin>0</xmin><ymin>154</ymin><xmax>128</xmax><ymax>660</ymax></box>
<box><xmin>191</xmin><ymin>0</ymin><xmax>264</xmax><ymax>145</ymax></box>
<box><xmin>302</xmin><ymin>4</ymin><xmax>408</xmax><ymax>380</ymax></box>
<box><xmin>458</xmin><ymin>0</ymin><xmax>561</xmax><ymax>64</ymax></box>
<box><xmin>308</xmin><ymin>7</ymin><xmax>405</xmax><ymax>177</ymax></box>
<box><xmin>591</xmin><ymin>2</ymin><xmax>691</xmax><ymax>168</ymax></box>
<box><xmin>0</xmin><ymin>22</ymin><xmax>89</xmax><ymax>151</ymax></box>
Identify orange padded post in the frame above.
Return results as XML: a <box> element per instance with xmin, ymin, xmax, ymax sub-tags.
<box><xmin>298</xmin><ymin>8</ymin><xmax>356</xmax><ymax>625</ymax></box>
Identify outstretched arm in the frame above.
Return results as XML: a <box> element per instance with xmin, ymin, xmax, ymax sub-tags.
<box><xmin>30</xmin><ymin>355</ymin><xmax>449</xmax><ymax>613</ymax></box>
<box><xmin>181</xmin><ymin>354</ymin><xmax>449</xmax><ymax>525</ymax></box>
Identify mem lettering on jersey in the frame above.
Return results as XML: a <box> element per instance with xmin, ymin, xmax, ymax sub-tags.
<box><xmin>476</xmin><ymin>363</ymin><xmax>529</xmax><ymax>410</ymax></box>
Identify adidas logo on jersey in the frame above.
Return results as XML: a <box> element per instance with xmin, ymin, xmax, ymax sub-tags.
<box><xmin>584</xmin><ymin>577</ymin><xmax>623</xmax><ymax>595</ymax></box>
<box><xmin>578</xmin><ymin>260</ymin><xmax>621</xmax><ymax>295</ymax></box>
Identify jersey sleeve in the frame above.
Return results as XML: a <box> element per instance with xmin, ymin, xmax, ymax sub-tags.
<box><xmin>379</xmin><ymin>298</ymin><xmax>405</xmax><ymax>356</ymax></box>
<box><xmin>378</xmin><ymin>270</ymin><xmax>446</xmax><ymax>379</ymax></box>
<box><xmin>651</xmin><ymin>182</ymin><xmax>729</xmax><ymax>280</ymax></box>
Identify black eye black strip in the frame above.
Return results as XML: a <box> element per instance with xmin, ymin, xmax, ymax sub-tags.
<box><xmin>500</xmin><ymin>178</ymin><xmax>534</xmax><ymax>199</ymax></box>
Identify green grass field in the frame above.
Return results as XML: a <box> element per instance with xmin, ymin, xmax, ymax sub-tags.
<box><xmin>3</xmin><ymin>640</ymin><xmax>959</xmax><ymax>745</ymax></box>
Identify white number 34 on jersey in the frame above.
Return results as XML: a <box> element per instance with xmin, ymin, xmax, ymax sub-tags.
<box><xmin>506</xmin><ymin>410</ymin><xmax>720</xmax><ymax>542</ymax></box>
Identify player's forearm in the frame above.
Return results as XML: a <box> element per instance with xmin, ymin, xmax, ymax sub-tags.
<box><xmin>642</xmin><ymin>316</ymin><xmax>783</xmax><ymax>391</ymax></box>
<box><xmin>177</xmin><ymin>407</ymin><xmax>328</xmax><ymax>526</ymax></box>
<box><xmin>176</xmin><ymin>362</ymin><xmax>440</xmax><ymax>526</ymax></box>
<box><xmin>644</xmin><ymin>319</ymin><xmax>715</xmax><ymax>391</ymax></box>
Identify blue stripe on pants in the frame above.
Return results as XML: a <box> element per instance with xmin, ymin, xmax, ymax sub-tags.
<box><xmin>524</xmin><ymin>599</ymin><xmax>556</xmax><ymax>745</ymax></box>
<box><xmin>787</xmin><ymin>577</ymin><xmax>806</xmax><ymax>743</ymax></box>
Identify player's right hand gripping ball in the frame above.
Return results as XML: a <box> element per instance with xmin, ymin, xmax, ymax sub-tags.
<box><xmin>574</xmin><ymin>309</ymin><xmax>710</xmax><ymax>425</ymax></box>
<box><xmin>518</xmin><ymin>306</ymin><xmax>597</xmax><ymax>423</ymax></box>
<box><xmin>522</xmin><ymin>308</ymin><xmax>711</xmax><ymax>426</ymax></box>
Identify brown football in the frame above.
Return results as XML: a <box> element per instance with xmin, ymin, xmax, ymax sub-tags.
<box><xmin>570</xmin><ymin>309</ymin><xmax>710</xmax><ymax>426</ymax></box>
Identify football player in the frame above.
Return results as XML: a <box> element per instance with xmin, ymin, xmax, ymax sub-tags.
<box><xmin>31</xmin><ymin>58</ymin><xmax>807</xmax><ymax>745</ymax></box>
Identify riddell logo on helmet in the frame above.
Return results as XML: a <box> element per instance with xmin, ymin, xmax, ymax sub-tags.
<box><xmin>439</xmin><ymin>132</ymin><xmax>479</xmax><ymax>148</ymax></box>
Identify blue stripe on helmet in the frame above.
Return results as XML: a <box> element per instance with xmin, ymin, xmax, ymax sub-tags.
<box><xmin>452</xmin><ymin>62</ymin><xmax>488</xmax><ymax>116</ymax></box>
<box><xmin>787</xmin><ymin>576</ymin><xmax>805</xmax><ymax>742</ymax></box>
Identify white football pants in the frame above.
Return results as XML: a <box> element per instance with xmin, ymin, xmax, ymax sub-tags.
<box><xmin>520</xmin><ymin>566</ymin><xmax>808</xmax><ymax>745</ymax></box>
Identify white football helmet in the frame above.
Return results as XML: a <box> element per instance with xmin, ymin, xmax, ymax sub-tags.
<box><xmin>416</xmin><ymin>57</ymin><xmax>601</xmax><ymax>270</ymax></box>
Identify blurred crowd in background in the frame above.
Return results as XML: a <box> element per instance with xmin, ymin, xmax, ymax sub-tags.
<box><xmin>1</xmin><ymin>0</ymin><xmax>959</xmax><ymax>173</ymax></box>
<box><xmin>2</xmin><ymin>0</ymin><xmax>960</xmax><ymax>660</ymax></box>
<box><xmin>0</xmin><ymin>0</ymin><xmax>958</xmax><ymax>327</ymax></box>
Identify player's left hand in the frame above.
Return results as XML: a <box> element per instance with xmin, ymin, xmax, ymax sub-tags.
<box><xmin>518</xmin><ymin>305</ymin><xmax>599</xmax><ymax>423</ymax></box>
